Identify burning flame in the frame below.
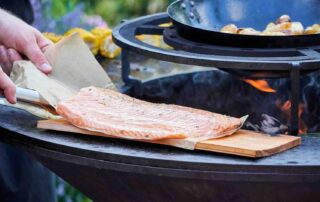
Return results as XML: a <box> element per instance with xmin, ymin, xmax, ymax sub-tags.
<box><xmin>244</xmin><ymin>79</ymin><xmax>276</xmax><ymax>93</ymax></box>
<box><xmin>276</xmin><ymin>100</ymin><xmax>307</xmax><ymax>134</ymax></box>
<box><xmin>243</xmin><ymin>79</ymin><xmax>307</xmax><ymax>134</ymax></box>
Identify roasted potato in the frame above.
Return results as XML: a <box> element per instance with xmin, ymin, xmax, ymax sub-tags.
<box><xmin>220</xmin><ymin>24</ymin><xmax>238</xmax><ymax>34</ymax></box>
<box><xmin>238</xmin><ymin>28</ymin><xmax>261</xmax><ymax>35</ymax></box>
<box><xmin>305</xmin><ymin>24</ymin><xmax>320</xmax><ymax>34</ymax></box>
<box><xmin>220</xmin><ymin>15</ymin><xmax>309</xmax><ymax>36</ymax></box>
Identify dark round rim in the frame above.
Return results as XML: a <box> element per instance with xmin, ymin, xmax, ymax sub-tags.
<box><xmin>112</xmin><ymin>13</ymin><xmax>320</xmax><ymax>72</ymax></box>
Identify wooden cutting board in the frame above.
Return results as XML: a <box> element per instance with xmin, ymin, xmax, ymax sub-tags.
<box><xmin>37</xmin><ymin>119</ymin><xmax>301</xmax><ymax>158</ymax></box>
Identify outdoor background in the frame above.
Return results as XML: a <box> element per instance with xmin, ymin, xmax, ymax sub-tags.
<box><xmin>32</xmin><ymin>0</ymin><xmax>173</xmax><ymax>202</ymax></box>
<box><xmin>34</xmin><ymin>0</ymin><xmax>174</xmax><ymax>33</ymax></box>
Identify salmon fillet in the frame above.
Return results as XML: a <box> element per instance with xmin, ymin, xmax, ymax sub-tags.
<box><xmin>56</xmin><ymin>87</ymin><xmax>242</xmax><ymax>141</ymax></box>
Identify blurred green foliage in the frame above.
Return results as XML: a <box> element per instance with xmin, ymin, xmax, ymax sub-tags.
<box><xmin>51</xmin><ymin>0</ymin><xmax>79</xmax><ymax>18</ymax></box>
<box><xmin>51</xmin><ymin>0</ymin><xmax>175</xmax><ymax>27</ymax></box>
<box><xmin>82</xmin><ymin>0</ymin><xmax>169</xmax><ymax>26</ymax></box>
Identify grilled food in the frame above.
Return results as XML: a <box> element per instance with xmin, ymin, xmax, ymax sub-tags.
<box><xmin>221</xmin><ymin>15</ymin><xmax>318</xmax><ymax>36</ymax></box>
<box><xmin>220</xmin><ymin>24</ymin><xmax>238</xmax><ymax>34</ymax></box>
<box><xmin>56</xmin><ymin>87</ymin><xmax>242</xmax><ymax>141</ymax></box>
<box><xmin>238</xmin><ymin>28</ymin><xmax>261</xmax><ymax>35</ymax></box>
<box><xmin>305</xmin><ymin>24</ymin><xmax>320</xmax><ymax>34</ymax></box>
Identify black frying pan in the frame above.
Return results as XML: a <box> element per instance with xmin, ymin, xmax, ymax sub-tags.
<box><xmin>167</xmin><ymin>0</ymin><xmax>320</xmax><ymax>48</ymax></box>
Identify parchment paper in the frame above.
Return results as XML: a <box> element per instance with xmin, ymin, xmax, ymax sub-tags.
<box><xmin>0</xmin><ymin>98</ymin><xmax>60</xmax><ymax>120</ymax></box>
<box><xmin>11</xmin><ymin>61</ymin><xmax>75</xmax><ymax>108</ymax></box>
<box><xmin>10</xmin><ymin>33</ymin><xmax>116</xmax><ymax>108</ymax></box>
<box><xmin>44</xmin><ymin>33</ymin><xmax>116</xmax><ymax>92</ymax></box>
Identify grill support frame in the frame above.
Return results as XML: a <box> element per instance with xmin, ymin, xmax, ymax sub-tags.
<box><xmin>290</xmin><ymin>62</ymin><xmax>301</xmax><ymax>135</ymax></box>
<box><xmin>113</xmin><ymin>13</ymin><xmax>320</xmax><ymax>135</ymax></box>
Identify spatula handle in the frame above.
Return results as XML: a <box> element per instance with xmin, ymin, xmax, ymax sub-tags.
<box><xmin>15</xmin><ymin>87</ymin><xmax>48</xmax><ymax>104</ymax></box>
<box><xmin>0</xmin><ymin>87</ymin><xmax>48</xmax><ymax>105</ymax></box>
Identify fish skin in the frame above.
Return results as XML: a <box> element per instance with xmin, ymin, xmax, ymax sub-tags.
<box><xmin>56</xmin><ymin>87</ymin><xmax>242</xmax><ymax>141</ymax></box>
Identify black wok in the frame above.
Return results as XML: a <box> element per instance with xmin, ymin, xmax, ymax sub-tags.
<box><xmin>167</xmin><ymin>0</ymin><xmax>320</xmax><ymax>48</ymax></box>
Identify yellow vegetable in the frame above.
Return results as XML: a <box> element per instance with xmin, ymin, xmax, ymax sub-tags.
<box><xmin>158</xmin><ymin>22</ymin><xmax>173</xmax><ymax>27</ymax></box>
<box><xmin>43</xmin><ymin>27</ymin><xmax>122</xmax><ymax>59</ymax></box>
<box><xmin>136</xmin><ymin>35</ymin><xmax>161</xmax><ymax>47</ymax></box>
<box><xmin>99</xmin><ymin>35</ymin><xmax>121</xmax><ymax>59</ymax></box>
<box><xmin>91</xmin><ymin>27</ymin><xmax>112</xmax><ymax>40</ymax></box>
<box><xmin>43</xmin><ymin>32</ymin><xmax>63</xmax><ymax>43</ymax></box>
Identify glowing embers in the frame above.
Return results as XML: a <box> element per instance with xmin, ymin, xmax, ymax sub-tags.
<box><xmin>276</xmin><ymin>100</ymin><xmax>307</xmax><ymax>134</ymax></box>
<box><xmin>243</xmin><ymin>78</ymin><xmax>307</xmax><ymax>134</ymax></box>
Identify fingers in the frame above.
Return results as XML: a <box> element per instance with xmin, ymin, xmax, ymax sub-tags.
<box><xmin>1</xmin><ymin>25</ymin><xmax>53</xmax><ymax>74</ymax></box>
<box><xmin>35</xmin><ymin>31</ymin><xmax>54</xmax><ymax>53</ymax></box>
<box><xmin>0</xmin><ymin>45</ymin><xmax>11</xmax><ymax>74</ymax></box>
<box><xmin>0</xmin><ymin>46</ymin><xmax>23</xmax><ymax>75</ymax></box>
<box><xmin>0</xmin><ymin>66</ymin><xmax>16</xmax><ymax>104</ymax></box>
<box><xmin>8</xmin><ymin>48</ymin><xmax>22</xmax><ymax>61</ymax></box>
<box><xmin>23</xmin><ymin>39</ymin><xmax>52</xmax><ymax>74</ymax></box>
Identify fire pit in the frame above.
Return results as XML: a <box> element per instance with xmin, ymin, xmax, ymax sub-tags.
<box><xmin>1</xmin><ymin>6</ymin><xmax>320</xmax><ymax>202</ymax></box>
<box><xmin>1</xmin><ymin>105</ymin><xmax>320</xmax><ymax>202</ymax></box>
<box><xmin>112</xmin><ymin>12</ymin><xmax>320</xmax><ymax>135</ymax></box>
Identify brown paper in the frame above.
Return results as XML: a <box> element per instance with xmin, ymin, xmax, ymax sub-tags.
<box><xmin>44</xmin><ymin>33</ymin><xmax>116</xmax><ymax>92</ymax></box>
<box><xmin>10</xmin><ymin>33</ymin><xmax>116</xmax><ymax>108</ymax></box>
<box><xmin>0</xmin><ymin>98</ymin><xmax>61</xmax><ymax>120</ymax></box>
<box><xmin>11</xmin><ymin>61</ymin><xmax>75</xmax><ymax>108</ymax></box>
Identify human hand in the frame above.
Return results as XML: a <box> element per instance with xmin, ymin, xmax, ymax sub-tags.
<box><xmin>0</xmin><ymin>45</ymin><xmax>23</xmax><ymax>104</ymax></box>
<box><xmin>0</xmin><ymin>9</ymin><xmax>53</xmax><ymax>74</ymax></box>
<box><xmin>0</xmin><ymin>9</ymin><xmax>54</xmax><ymax>104</ymax></box>
<box><xmin>0</xmin><ymin>45</ymin><xmax>22</xmax><ymax>75</ymax></box>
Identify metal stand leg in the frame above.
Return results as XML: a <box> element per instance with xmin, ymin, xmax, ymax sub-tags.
<box><xmin>121</xmin><ymin>49</ymin><xmax>131</xmax><ymax>84</ymax></box>
<box><xmin>289</xmin><ymin>62</ymin><xmax>301</xmax><ymax>135</ymax></box>
<box><xmin>121</xmin><ymin>50</ymin><xmax>143</xmax><ymax>97</ymax></box>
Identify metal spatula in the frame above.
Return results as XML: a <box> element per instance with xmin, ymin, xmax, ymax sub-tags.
<box><xmin>0</xmin><ymin>87</ymin><xmax>48</xmax><ymax>105</ymax></box>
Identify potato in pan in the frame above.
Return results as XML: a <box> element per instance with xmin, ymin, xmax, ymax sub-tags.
<box><xmin>221</xmin><ymin>15</ymin><xmax>317</xmax><ymax>36</ymax></box>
